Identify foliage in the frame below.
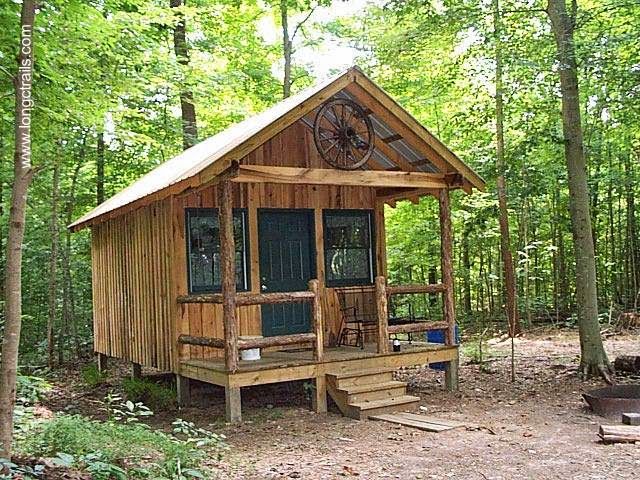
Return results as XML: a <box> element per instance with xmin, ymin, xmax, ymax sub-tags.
<box><xmin>18</xmin><ymin>413</ymin><xmax>224</xmax><ymax>479</ymax></box>
<box><xmin>172</xmin><ymin>418</ymin><xmax>227</xmax><ymax>455</ymax></box>
<box><xmin>331</xmin><ymin>0</ymin><xmax>640</xmax><ymax>331</ymax></box>
<box><xmin>102</xmin><ymin>393</ymin><xmax>154</xmax><ymax>424</ymax></box>
<box><xmin>13</xmin><ymin>374</ymin><xmax>51</xmax><ymax>446</ymax></box>
<box><xmin>0</xmin><ymin>457</ymin><xmax>46</xmax><ymax>480</ymax></box>
<box><xmin>16</xmin><ymin>374</ymin><xmax>51</xmax><ymax>405</ymax></box>
<box><xmin>122</xmin><ymin>377</ymin><xmax>176</xmax><ymax>410</ymax></box>
<box><xmin>80</xmin><ymin>363</ymin><xmax>107</xmax><ymax>387</ymax></box>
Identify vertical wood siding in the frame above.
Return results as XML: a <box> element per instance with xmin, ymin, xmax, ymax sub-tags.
<box><xmin>174</xmin><ymin>121</ymin><xmax>386</xmax><ymax>363</ymax></box>
<box><xmin>92</xmin><ymin>120</ymin><xmax>388</xmax><ymax>369</ymax></box>
<box><xmin>91</xmin><ymin>201</ymin><xmax>174</xmax><ymax>370</ymax></box>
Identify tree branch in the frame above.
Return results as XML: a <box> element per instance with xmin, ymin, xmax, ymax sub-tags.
<box><xmin>291</xmin><ymin>7</ymin><xmax>317</xmax><ymax>42</ymax></box>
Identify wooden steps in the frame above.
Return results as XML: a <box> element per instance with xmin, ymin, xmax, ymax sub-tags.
<box><xmin>326</xmin><ymin>368</ymin><xmax>420</xmax><ymax>419</ymax></box>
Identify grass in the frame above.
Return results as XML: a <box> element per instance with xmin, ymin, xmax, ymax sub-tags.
<box><xmin>19</xmin><ymin>414</ymin><xmax>214</xmax><ymax>479</ymax></box>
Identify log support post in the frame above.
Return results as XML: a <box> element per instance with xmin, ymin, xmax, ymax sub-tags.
<box><xmin>309</xmin><ymin>279</ymin><xmax>324</xmax><ymax>362</ymax></box>
<box><xmin>445</xmin><ymin>357</ymin><xmax>459</xmax><ymax>392</ymax></box>
<box><xmin>225</xmin><ymin>386</ymin><xmax>242</xmax><ymax>423</ymax></box>
<box><xmin>176</xmin><ymin>374</ymin><xmax>191</xmax><ymax>407</ymax></box>
<box><xmin>375</xmin><ymin>276</ymin><xmax>389</xmax><ymax>354</ymax></box>
<box><xmin>439</xmin><ymin>188</ymin><xmax>459</xmax><ymax>391</ymax></box>
<box><xmin>313</xmin><ymin>374</ymin><xmax>327</xmax><ymax>413</ymax></box>
<box><xmin>219</xmin><ymin>180</ymin><xmax>241</xmax><ymax>420</ymax></box>
<box><xmin>218</xmin><ymin>180</ymin><xmax>238</xmax><ymax>373</ymax></box>
<box><xmin>97</xmin><ymin>353</ymin><xmax>108</xmax><ymax>373</ymax></box>
<box><xmin>131</xmin><ymin>362</ymin><xmax>142</xmax><ymax>380</ymax></box>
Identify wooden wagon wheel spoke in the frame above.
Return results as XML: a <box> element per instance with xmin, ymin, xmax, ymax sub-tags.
<box><xmin>323</xmin><ymin>138</ymin><xmax>340</xmax><ymax>153</ymax></box>
<box><xmin>318</xmin><ymin>133</ymin><xmax>339</xmax><ymax>143</ymax></box>
<box><xmin>313</xmin><ymin>98</ymin><xmax>375</xmax><ymax>170</ymax></box>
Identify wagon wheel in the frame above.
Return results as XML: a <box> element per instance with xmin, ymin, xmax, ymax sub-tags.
<box><xmin>313</xmin><ymin>98</ymin><xmax>375</xmax><ymax>170</ymax></box>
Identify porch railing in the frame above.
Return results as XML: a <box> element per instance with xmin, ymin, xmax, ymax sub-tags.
<box><xmin>375</xmin><ymin>275</ymin><xmax>455</xmax><ymax>354</ymax></box>
<box><xmin>177</xmin><ymin>279</ymin><xmax>324</xmax><ymax>371</ymax></box>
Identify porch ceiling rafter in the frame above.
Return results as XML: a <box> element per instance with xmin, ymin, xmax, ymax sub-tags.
<box><xmin>351</xmin><ymin>71</ymin><xmax>485</xmax><ymax>191</ymax></box>
<box><xmin>230</xmin><ymin>165</ymin><xmax>450</xmax><ymax>190</ymax></box>
<box><xmin>298</xmin><ymin>110</ymin><xmax>420</xmax><ymax>173</ymax></box>
<box><xmin>343</xmin><ymin>84</ymin><xmax>448</xmax><ymax>173</ymax></box>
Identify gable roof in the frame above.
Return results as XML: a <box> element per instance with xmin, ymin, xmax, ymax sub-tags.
<box><xmin>70</xmin><ymin>66</ymin><xmax>484</xmax><ymax>231</ymax></box>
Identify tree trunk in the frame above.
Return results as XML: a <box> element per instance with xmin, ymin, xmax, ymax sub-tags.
<box><xmin>0</xmin><ymin>0</ymin><xmax>36</xmax><ymax>458</ymax></box>
<box><xmin>461</xmin><ymin>223</ymin><xmax>472</xmax><ymax>314</ymax></box>
<box><xmin>280</xmin><ymin>0</ymin><xmax>292</xmax><ymax>99</ymax></box>
<box><xmin>493</xmin><ymin>0</ymin><xmax>519</xmax><ymax>336</ymax></box>
<box><xmin>547</xmin><ymin>0</ymin><xmax>612</xmax><ymax>381</ymax></box>
<box><xmin>96</xmin><ymin>130</ymin><xmax>105</xmax><ymax>205</ymax></box>
<box><xmin>170</xmin><ymin>0</ymin><xmax>198</xmax><ymax>149</ymax></box>
<box><xmin>65</xmin><ymin>157</ymin><xmax>83</xmax><ymax>356</ymax></box>
<box><xmin>625</xmin><ymin>154</ymin><xmax>638</xmax><ymax>308</ymax></box>
<box><xmin>47</xmin><ymin>157</ymin><xmax>60</xmax><ymax>368</ymax></box>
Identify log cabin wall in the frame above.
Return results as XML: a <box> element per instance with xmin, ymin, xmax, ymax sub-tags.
<box><xmin>91</xmin><ymin>201</ymin><xmax>174</xmax><ymax>370</ymax></box>
<box><xmin>174</xmin><ymin>120</ymin><xmax>387</xmax><ymax>363</ymax></box>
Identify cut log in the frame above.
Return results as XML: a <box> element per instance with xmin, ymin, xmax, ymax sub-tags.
<box><xmin>237</xmin><ymin>332</ymin><xmax>315</xmax><ymax>350</ymax></box>
<box><xmin>388</xmin><ymin>321</ymin><xmax>449</xmax><ymax>335</ymax></box>
<box><xmin>386</xmin><ymin>283</ymin><xmax>446</xmax><ymax>295</ymax></box>
<box><xmin>599</xmin><ymin>424</ymin><xmax>640</xmax><ymax>443</ymax></box>
<box><xmin>622</xmin><ymin>413</ymin><xmax>640</xmax><ymax>426</ymax></box>
<box><xmin>178</xmin><ymin>334</ymin><xmax>225</xmax><ymax>349</ymax></box>
<box><xmin>614</xmin><ymin>355</ymin><xmax>640</xmax><ymax>374</ymax></box>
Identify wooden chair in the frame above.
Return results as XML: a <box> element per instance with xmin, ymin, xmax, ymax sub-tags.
<box><xmin>336</xmin><ymin>287</ymin><xmax>378</xmax><ymax>349</ymax></box>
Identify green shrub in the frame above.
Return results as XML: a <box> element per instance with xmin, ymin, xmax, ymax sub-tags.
<box><xmin>122</xmin><ymin>377</ymin><xmax>176</xmax><ymax>410</ymax></box>
<box><xmin>20</xmin><ymin>414</ymin><xmax>218</xmax><ymax>478</ymax></box>
<box><xmin>103</xmin><ymin>392</ymin><xmax>154</xmax><ymax>424</ymax></box>
<box><xmin>81</xmin><ymin>363</ymin><xmax>107</xmax><ymax>387</ymax></box>
<box><xmin>16</xmin><ymin>374</ymin><xmax>51</xmax><ymax>405</ymax></box>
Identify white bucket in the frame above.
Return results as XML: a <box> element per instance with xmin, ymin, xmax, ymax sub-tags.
<box><xmin>239</xmin><ymin>336</ymin><xmax>262</xmax><ymax>361</ymax></box>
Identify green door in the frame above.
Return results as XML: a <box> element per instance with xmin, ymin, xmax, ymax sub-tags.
<box><xmin>258</xmin><ymin>209</ymin><xmax>315</xmax><ymax>337</ymax></box>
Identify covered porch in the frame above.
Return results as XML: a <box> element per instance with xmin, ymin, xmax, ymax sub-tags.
<box><xmin>175</xmin><ymin>165</ymin><xmax>460</xmax><ymax>422</ymax></box>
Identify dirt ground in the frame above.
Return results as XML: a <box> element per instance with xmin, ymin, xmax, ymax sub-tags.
<box><xmin>43</xmin><ymin>329</ymin><xmax>640</xmax><ymax>479</ymax></box>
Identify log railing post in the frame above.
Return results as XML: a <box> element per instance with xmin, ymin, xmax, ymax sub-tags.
<box><xmin>308</xmin><ymin>279</ymin><xmax>324</xmax><ymax>362</ymax></box>
<box><xmin>375</xmin><ymin>276</ymin><xmax>389</xmax><ymax>354</ymax></box>
<box><xmin>218</xmin><ymin>180</ymin><xmax>238</xmax><ymax>372</ymax></box>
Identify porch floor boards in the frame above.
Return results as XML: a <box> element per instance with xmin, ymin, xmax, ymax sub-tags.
<box><xmin>183</xmin><ymin>341</ymin><xmax>446</xmax><ymax>373</ymax></box>
<box><xmin>179</xmin><ymin>342</ymin><xmax>457</xmax><ymax>389</ymax></box>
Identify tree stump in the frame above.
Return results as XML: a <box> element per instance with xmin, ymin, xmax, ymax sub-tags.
<box><xmin>614</xmin><ymin>355</ymin><xmax>640</xmax><ymax>374</ymax></box>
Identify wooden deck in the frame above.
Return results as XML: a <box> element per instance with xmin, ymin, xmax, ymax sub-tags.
<box><xmin>179</xmin><ymin>341</ymin><xmax>457</xmax><ymax>388</ymax></box>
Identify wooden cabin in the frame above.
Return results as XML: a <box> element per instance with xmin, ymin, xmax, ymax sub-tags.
<box><xmin>70</xmin><ymin>67</ymin><xmax>485</xmax><ymax>422</ymax></box>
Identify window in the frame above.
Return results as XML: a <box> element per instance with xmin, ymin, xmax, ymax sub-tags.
<box><xmin>186</xmin><ymin>208</ymin><xmax>250</xmax><ymax>293</ymax></box>
<box><xmin>323</xmin><ymin>209</ymin><xmax>375</xmax><ymax>287</ymax></box>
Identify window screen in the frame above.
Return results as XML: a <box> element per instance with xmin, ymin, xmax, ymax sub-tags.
<box><xmin>186</xmin><ymin>208</ymin><xmax>249</xmax><ymax>293</ymax></box>
<box><xmin>323</xmin><ymin>209</ymin><xmax>375</xmax><ymax>287</ymax></box>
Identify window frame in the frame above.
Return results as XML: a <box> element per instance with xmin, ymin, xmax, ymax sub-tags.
<box><xmin>322</xmin><ymin>208</ymin><xmax>376</xmax><ymax>288</ymax></box>
<box><xmin>185</xmin><ymin>207</ymin><xmax>251</xmax><ymax>294</ymax></box>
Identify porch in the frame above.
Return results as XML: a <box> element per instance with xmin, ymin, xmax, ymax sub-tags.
<box><xmin>179</xmin><ymin>341</ymin><xmax>457</xmax><ymax>420</ymax></box>
<box><xmin>180</xmin><ymin>341</ymin><xmax>458</xmax><ymax>387</ymax></box>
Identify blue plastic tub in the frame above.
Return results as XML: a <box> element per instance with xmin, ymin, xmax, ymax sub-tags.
<box><xmin>426</xmin><ymin>325</ymin><xmax>460</xmax><ymax>371</ymax></box>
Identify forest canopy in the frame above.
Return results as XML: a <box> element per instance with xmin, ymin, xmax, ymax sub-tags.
<box><xmin>0</xmin><ymin>0</ymin><xmax>638</xmax><ymax>365</ymax></box>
